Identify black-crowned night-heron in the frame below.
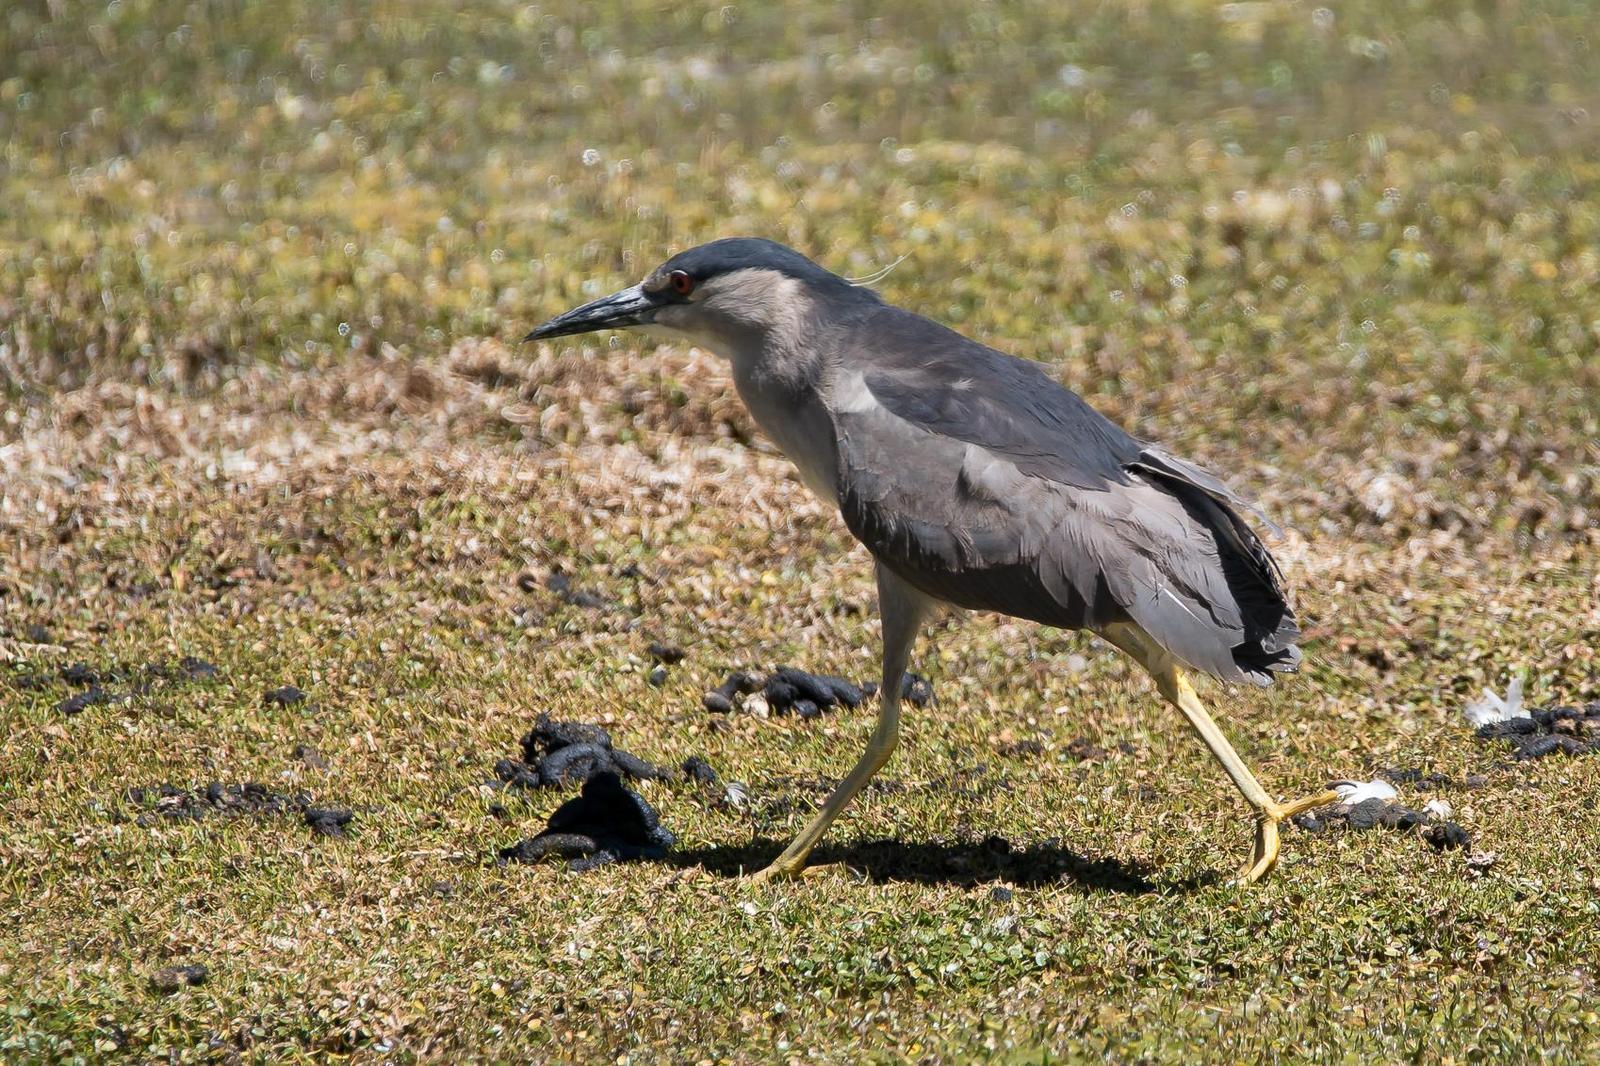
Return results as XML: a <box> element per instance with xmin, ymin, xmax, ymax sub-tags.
<box><xmin>527</xmin><ymin>238</ymin><xmax>1338</xmax><ymax>885</ymax></box>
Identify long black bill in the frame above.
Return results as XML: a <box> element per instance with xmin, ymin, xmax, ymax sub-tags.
<box><xmin>523</xmin><ymin>284</ymin><xmax>658</xmax><ymax>342</ymax></box>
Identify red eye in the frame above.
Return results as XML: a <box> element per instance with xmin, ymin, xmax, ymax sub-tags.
<box><xmin>668</xmin><ymin>270</ymin><xmax>694</xmax><ymax>296</ymax></box>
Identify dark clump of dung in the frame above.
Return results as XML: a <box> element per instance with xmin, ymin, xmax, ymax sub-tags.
<box><xmin>178</xmin><ymin>656</ymin><xmax>220</xmax><ymax>680</ymax></box>
<box><xmin>681</xmin><ymin>755</ymin><xmax>720</xmax><ymax>786</ymax></box>
<box><xmin>1474</xmin><ymin>701</ymin><xmax>1600</xmax><ymax>759</ymax></box>
<box><xmin>701</xmin><ymin>670</ymin><xmax>761</xmax><ymax>714</ymax></box>
<box><xmin>546</xmin><ymin>572</ymin><xmax>609</xmax><ymax>610</ymax></box>
<box><xmin>124</xmin><ymin>781</ymin><xmax>352</xmax><ymax>838</ymax></box>
<box><xmin>700</xmin><ymin>666</ymin><xmax>932</xmax><ymax>717</ymax></box>
<box><xmin>46</xmin><ymin>656</ymin><xmax>220</xmax><ymax>715</ymax></box>
<box><xmin>900</xmin><ymin>673</ymin><xmax>936</xmax><ymax>707</ymax></box>
<box><xmin>861</xmin><ymin>673</ymin><xmax>935</xmax><ymax>708</ymax></box>
<box><xmin>1379</xmin><ymin>767</ymin><xmax>1459</xmax><ymax>788</ymax></box>
<box><xmin>61</xmin><ymin>662</ymin><xmax>103</xmax><ymax>686</ymax></box>
<box><xmin>647</xmin><ymin>641</ymin><xmax>687</xmax><ymax>664</ymax></box>
<box><xmin>10</xmin><ymin>672</ymin><xmax>51</xmax><ymax>691</ymax></box>
<box><xmin>264</xmin><ymin>685</ymin><xmax>307</xmax><ymax>707</ymax></box>
<box><xmin>128</xmin><ymin>781</ymin><xmax>306</xmax><ymax>823</ymax></box>
<box><xmin>292</xmin><ymin>743</ymin><xmax>330</xmax><ymax>769</ymax></box>
<box><xmin>499</xmin><ymin>772</ymin><xmax>676</xmax><ymax>871</ymax></box>
<box><xmin>493</xmin><ymin>715</ymin><xmax>673</xmax><ymax>790</ymax></box>
<box><xmin>303</xmin><ymin>807</ymin><xmax>354</xmax><ymax>838</ymax></box>
<box><xmin>1294</xmin><ymin>798</ymin><xmax>1470</xmax><ymax>851</ymax></box>
<box><xmin>57</xmin><ymin>686</ymin><xmax>117</xmax><ymax>715</ymax></box>
<box><xmin>996</xmin><ymin>739</ymin><xmax>1047</xmax><ymax>760</ymax></box>
<box><xmin>150</xmin><ymin>964</ymin><xmax>208</xmax><ymax>994</ymax></box>
<box><xmin>765</xmin><ymin>666</ymin><xmax>868</xmax><ymax>713</ymax></box>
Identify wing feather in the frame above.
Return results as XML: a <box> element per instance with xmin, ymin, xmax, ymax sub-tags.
<box><xmin>832</xmin><ymin>308</ymin><xmax>1299</xmax><ymax>684</ymax></box>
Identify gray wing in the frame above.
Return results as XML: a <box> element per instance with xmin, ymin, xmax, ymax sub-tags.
<box><xmin>833</xmin><ymin>306</ymin><xmax>1299</xmax><ymax>685</ymax></box>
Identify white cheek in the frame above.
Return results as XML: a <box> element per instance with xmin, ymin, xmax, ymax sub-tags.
<box><xmin>641</xmin><ymin>308</ymin><xmax>731</xmax><ymax>356</ymax></box>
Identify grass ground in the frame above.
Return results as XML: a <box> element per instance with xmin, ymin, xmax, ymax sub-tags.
<box><xmin>3</xmin><ymin>1</ymin><xmax>1599</xmax><ymax>1061</ymax></box>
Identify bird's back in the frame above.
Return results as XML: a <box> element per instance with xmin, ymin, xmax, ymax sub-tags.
<box><xmin>829</xmin><ymin>304</ymin><xmax>1300</xmax><ymax>685</ymax></box>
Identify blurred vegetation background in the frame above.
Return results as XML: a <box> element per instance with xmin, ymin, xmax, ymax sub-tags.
<box><xmin>5</xmin><ymin>1</ymin><xmax>1599</xmax><ymax>452</ymax></box>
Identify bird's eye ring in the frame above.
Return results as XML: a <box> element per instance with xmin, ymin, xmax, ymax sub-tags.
<box><xmin>668</xmin><ymin>270</ymin><xmax>694</xmax><ymax>296</ymax></box>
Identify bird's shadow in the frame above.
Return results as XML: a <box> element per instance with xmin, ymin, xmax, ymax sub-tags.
<box><xmin>666</xmin><ymin>836</ymin><xmax>1219</xmax><ymax>895</ymax></box>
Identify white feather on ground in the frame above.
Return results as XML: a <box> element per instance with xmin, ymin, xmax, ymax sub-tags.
<box><xmin>1463</xmin><ymin>674</ymin><xmax>1527</xmax><ymax>727</ymax></box>
<box><xmin>1332</xmin><ymin>779</ymin><xmax>1400</xmax><ymax>804</ymax></box>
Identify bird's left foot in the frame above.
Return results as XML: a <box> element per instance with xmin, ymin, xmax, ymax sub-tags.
<box><xmin>1237</xmin><ymin>789</ymin><xmax>1342</xmax><ymax>885</ymax></box>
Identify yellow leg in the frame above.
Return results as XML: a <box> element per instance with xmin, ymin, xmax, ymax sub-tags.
<box><xmin>744</xmin><ymin>703</ymin><xmax>900</xmax><ymax>885</ymax></box>
<box><xmin>746</xmin><ymin>566</ymin><xmax>936</xmax><ymax>884</ymax></box>
<box><xmin>1102</xmin><ymin>623</ymin><xmax>1339</xmax><ymax>884</ymax></box>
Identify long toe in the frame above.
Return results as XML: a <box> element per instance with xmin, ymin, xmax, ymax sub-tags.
<box><xmin>1236</xmin><ymin>816</ymin><xmax>1281</xmax><ymax>885</ymax></box>
<box><xmin>743</xmin><ymin>860</ymin><xmax>805</xmax><ymax>886</ymax></box>
<box><xmin>1275</xmin><ymin>789</ymin><xmax>1342</xmax><ymax>820</ymax></box>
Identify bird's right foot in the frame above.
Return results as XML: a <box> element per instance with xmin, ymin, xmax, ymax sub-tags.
<box><xmin>1236</xmin><ymin>789</ymin><xmax>1342</xmax><ymax>884</ymax></box>
<box><xmin>743</xmin><ymin>860</ymin><xmax>860</xmax><ymax>886</ymax></box>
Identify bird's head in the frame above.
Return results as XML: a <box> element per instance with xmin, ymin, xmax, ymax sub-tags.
<box><xmin>523</xmin><ymin>238</ymin><xmax>875</xmax><ymax>358</ymax></box>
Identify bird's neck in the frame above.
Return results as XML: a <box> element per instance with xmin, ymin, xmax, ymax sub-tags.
<box><xmin>721</xmin><ymin>335</ymin><xmax>841</xmax><ymax>501</ymax></box>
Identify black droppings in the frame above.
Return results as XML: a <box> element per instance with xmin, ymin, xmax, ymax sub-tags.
<box><xmin>900</xmin><ymin>673</ymin><xmax>935</xmax><ymax>707</ymax></box>
<box><xmin>150</xmin><ymin>964</ymin><xmax>208</xmax><ymax>994</ymax></box>
<box><xmin>682</xmin><ymin>755</ymin><xmax>719</xmax><ymax>786</ymax></box>
<box><xmin>608</xmin><ymin>747</ymin><xmax>675</xmax><ymax>782</ymax></box>
<box><xmin>1342</xmin><ymin>797</ymin><xmax>1389</xmax><ymax>831</ymax></box>
<box><xmin>1064</xmin><ymin>737</ymin><xmax>1110</xmax><ymax>762</ymax></box>
<box><xmin>772</xmin><ymin>667</ymin><xmax>866</xmax><ymax>709</ymax></box>
<box><xmin>522</xmin><ymin>717</ymin><xmax>612</xmax><ymax>760</ymax></box>
<box><xmin>989</xmin><ymin>886</ymin><xmax>1015</xmax><ymax>903</ymax></box>
<box><xmin>493</xmin><ymin>757</ymin><xmax>542</xmax><ymax>790</ymax></box>
<box><xmin>499</xmin><ymin>772</ymin><xmax>675</xmax><ymax>871</ymax></box>
<box><xmin>763</xmin><ymin>677</ymin><xmax>800</xmax><ymax>708</ymax></box>
<box><xmin>537</xmin><ymin>742</ymin><xmax>617</xmax><ymax>787</ymax></box>
<box><xmin>304</xmin><ymin>807</ymin><xmax>354</xmax><ymax>838</ymax></box>
<box><xmin>701</xmin><ymin>670</ymin><xmax>760</xmax><ymax>713</ymax></box>
<box><xmin>725</xmin><ymin>666</ymin><xmax>881</xmax><ymax>717</ymax></box>
<box><xmin>647</xmin><ymin>642</ymin><xmax>687</xmax><ymax>664</ymax></box>
<box><xmin>61</xmin><ymin>662</ymin><xmax>100</xmax><ymax>687</ymax></box>
<box><xmin>292</xmin><ymin>744</ymin><xmax>330</xmax><ymax>770</ymax></box>
<box><xmin>1423</xmin><ymin>821</ymin><xmax>1472</xmax><ymax>850</ymax></box>
<box><xmin>1472</xmin><ymin>699</ymin><xmax>1600</xmax><ymax>760</ymax></box>
<box><xmin>547</xmin><ymin>572</ymin><xmax>608</xmax><ymax>609</ymax></box>
<box><xmin>1379</xmin><ymin>767</ymin><xmax>1457</xmax><ymax>789</ymax></box>
<box><xmin>497</xmin><ymin>715</ymin><xmax>671</xmax><ymax>789</ymax></box>
<box><xmin>1514</xmin><ymin>734</ymin><xmax>1589</xmax><ymax>760</ymax></box>
<box><xmin>997</xmin><ymin>739</ymin><xmax>1047</xmax><ymax>760</ymax></box>
<box><xmin>57</xmin><ymin>686</ymin><xmax>116</xmax><ymax>715</ymax></box>
<box><xmin>264</xmin><ymin>685</ymin><xmax>307</xmax><ymax>707</ymax></box>
<box><xmin>178</xmin><ymin>656</ymin><xmax>219</xmax><ymax>680</ymax></box>
<box><xmin>1294</xmin><ymin>797</ymin><xmax>1473</xmax><ymax>853</ymax></box>
<box><xmin>124</xmin><ymin>781</ymin><xmax>348</xmax><ymax>833</ymax></box>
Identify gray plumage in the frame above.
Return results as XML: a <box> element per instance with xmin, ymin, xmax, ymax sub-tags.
<box><xmin>527</xmin><ymin>237</ymin><xmax>1334</xmax><ymax>885</ymax></box>
<box><xmin>527</xmin><ymin>237</ymin><xmax>1301</xmax><ymax>685</ymax></box>
<box><xmin>830</xmin><ymin>301</ymin><xmax>1299</xmax><ymax>685</ymax></box>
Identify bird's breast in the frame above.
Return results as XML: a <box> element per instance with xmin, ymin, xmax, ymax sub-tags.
<box><xmin>729</xmin><ymin>361</ymin><xmax>841</xmax><ymax>502</ymax></box>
